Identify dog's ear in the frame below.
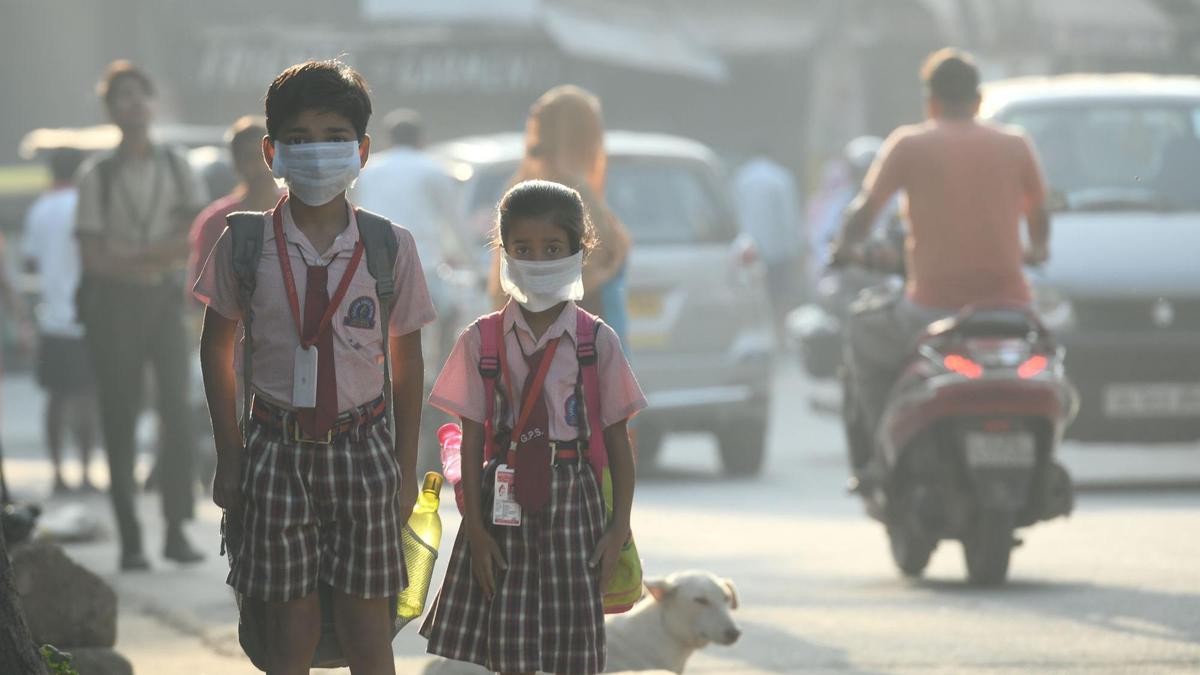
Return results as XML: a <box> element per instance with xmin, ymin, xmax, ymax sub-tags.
<box><xmin>722</xmin><ymin>578</ymin><xmax>739</xmax><ymax>610</ymax></box>
<box><xmin>644</xmin><ymin>577</ymin><xmax>673</xmax><ymax>603</ymax></box>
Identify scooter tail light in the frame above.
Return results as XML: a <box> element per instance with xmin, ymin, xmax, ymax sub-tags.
<box><xmin>943</xmin><ymin>353</ymin><xmax>984</xmax><ymax>379</ymax></box>
<box><xmin>1017</xmin><ymin>355</ymin><xmax>1049</xmax><ymax>379</ymax></box>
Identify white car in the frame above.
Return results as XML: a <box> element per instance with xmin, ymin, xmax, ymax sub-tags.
<box><xmin>984</xmin><ymin>74</ymin><xmax>1200</xmax><ymax>441</ymax></box>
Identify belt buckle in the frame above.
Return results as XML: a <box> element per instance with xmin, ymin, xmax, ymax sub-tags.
<box><xmin>292</xmin><ymin>420</ymin><xmax>333</xmax><ymax>445</ymax></box>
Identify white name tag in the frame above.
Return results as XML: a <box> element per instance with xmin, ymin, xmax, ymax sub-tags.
<box><xmin>492</xmin><ymin>465</ymin><xmax>522</xmax><ymax>527</ymax></box>
<box><xmin>292</xmin><ymin>345</ymin><xmax>319</xmax><ymax>408</ymax></box>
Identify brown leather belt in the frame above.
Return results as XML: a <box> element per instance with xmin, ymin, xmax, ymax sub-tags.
<box><xmin>251</xmin><ymin>395</ymin><xmax>386</xmax><ymax>444</ymax></box>
<box><xmin>504</xmin><ymin>439</ymin><xmax>585</xmax><ymax>465</ymax></box>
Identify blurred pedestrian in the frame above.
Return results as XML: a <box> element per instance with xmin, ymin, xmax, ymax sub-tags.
<box><xmin>21</xmin><ymin>146</ymin><xmax>100</xmax><ymax>494</ymax></box>
<box><xmin>187</xmin><ymin>116</ymin><xmax>279</xmax><ymax>292</ymax></box>
<box><xmin>489</xmin><ymin>85</ymin><xmax>633</xmax><ymax>343</ymax></box>
<box><xmin>352</xmin><ymin>108</ymin><xmax>465</xmax><ymax>357</ymax></box>
<box><xmin>733</xmin><ymin>149</ymin><xmax>803</xmax><ymax>338</ymax></box>
<box><xmin>196</xmin><ymin>59</ymin><xmax>435</xmax><ymax>673</ymax></box>
<box><xmin>0</xmin><ymin>229</ymin><xmax>36</xmax><ymax>505</ymax></box>
<box><xmin>75</xmin><ymin>60</ymin><xmax>208</xmax><ymax>570</ymax></box>
<box><xmin>805</xmin><ymin>136</ymin><xmax>885</xmax><ymax>287</ymax></box>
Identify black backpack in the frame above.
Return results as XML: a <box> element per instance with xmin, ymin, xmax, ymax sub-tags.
<box><xmin>223</xmin><ymin>207</ymin><xmax>403</xmax><ymax>671</ymax></box>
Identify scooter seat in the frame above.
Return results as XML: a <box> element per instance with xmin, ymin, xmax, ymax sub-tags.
<box><xmin>926</xmin><ymin>307</ymin><xmax>1040</xmax><ymax>340</ymax></box>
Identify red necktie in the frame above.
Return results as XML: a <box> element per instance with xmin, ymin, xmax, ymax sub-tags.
<box><xmin>297</xmin><ymin>264</ymin><xmax>339</xmax><ymax>439</ymax></box>
<box><xmin>513</xmin><ymin>346</ymin><xmax>553</xmax><ymax>513</ymax></box>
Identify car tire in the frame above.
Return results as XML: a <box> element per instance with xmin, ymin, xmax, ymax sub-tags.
<box><xmin>634</xmin><ymin>422</ymin><xmax>665</xmax><ymax>469</ymax></box>
<box><xmin>717</xmin><ymin>417</ymin><xmax>768</xmax><ymax>477</ymax></box>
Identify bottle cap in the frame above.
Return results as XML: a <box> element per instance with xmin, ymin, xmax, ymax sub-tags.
<box><xmin>437</xmin><ymin>423</ymin><xmax>462</xmax><ymax>445</ymax></box>
<box><xmin>422</xmin><ymin>472</ymin><xmax>444</xmax><ymax>494</ymax></box>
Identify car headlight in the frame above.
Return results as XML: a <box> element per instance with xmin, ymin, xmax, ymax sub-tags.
<box><xmin>1033</xmin><ymin>285</ymin><xmax>1076</xmax><ymax>331</ymax></box>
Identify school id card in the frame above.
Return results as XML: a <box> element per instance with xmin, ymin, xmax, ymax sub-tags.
<box><xmin>292</xmin><ymin>345</ymin><xmax>319</xmax><ymax>408</ymax></box>
<box><xmin>492</xmin><ymin>465</ymin><xmax>522</xmax><ymax>527</ymax></box>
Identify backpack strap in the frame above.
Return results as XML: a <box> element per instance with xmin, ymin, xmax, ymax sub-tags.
<box><xmin>477</xmin><ymin>310</ymin><xmax>505</xmax><ymax>464</ymax></box>
<box><xmin>576</xmin><ymin>308</ymin><xmax>608</xmax><ymax>479</ymax></box>
<box><xmin>226</xmin><ymin>212</ymin><xmax>266</xmax><ymax>443</ymax></box>
<box><xmin>353</xmin><ymin>208</ymin><xmax>401</xmax><ymax>441</ymax></box>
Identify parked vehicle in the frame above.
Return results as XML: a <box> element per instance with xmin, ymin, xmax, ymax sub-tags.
<box><xmin>431</xmin><ymin>132</ymin><xmax>776</xmax><ymax>476</ymax></box>
<box><xmin>983</xmin><ymin>74</ymin><xmax>1200</xmax><ymax>442</ymax></box>
<box><xmin>844</xmin><ymin>299</ymin><xmax>1078</xmax><ymax>585</ymax></box>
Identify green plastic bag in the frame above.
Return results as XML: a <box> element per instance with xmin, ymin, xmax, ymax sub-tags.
<box><xmin>601</xmin><ymin>466</ymin><xmax>644</xmax><ymax>613</ymax></box>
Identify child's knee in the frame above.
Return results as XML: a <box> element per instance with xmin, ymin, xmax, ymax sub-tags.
<box><xmin>330</xmin><ymin>592</ymin><xmax>391</xmax><ymax>641</ymax></box>
<box><xmin>265</xmin><ymin>596</ymin><xmax>321</xmax><ymax>662</ymax></box>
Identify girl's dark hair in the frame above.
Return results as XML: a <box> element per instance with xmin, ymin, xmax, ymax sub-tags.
<box><xmin>495</xmin><ymin>180</ymin><xmax>597</xmax><ymax>255</ymax></box>
<box><xmin>265</xmin><ymin>59</ymin><xmax>372</xmax><ymax>140</ymax></box>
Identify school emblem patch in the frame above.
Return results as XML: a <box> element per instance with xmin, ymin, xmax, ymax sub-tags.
<box><xmin>344</xmin><ymin>296</ymin><xmax>376</xmax><ymax>329</ymax></box>
<box><xmin>564</xmin><ymin>393</ymin><xmax>579</xmax><ymax>427</ymax></box>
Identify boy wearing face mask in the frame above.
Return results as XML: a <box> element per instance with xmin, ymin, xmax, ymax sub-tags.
<box><xmin>422</xmin><ymin>180</ymin><xmax>645</xmax><ymax>675</ymax></box>
<box><xmin>194</xmin><ymin>60</ymin><xmax>436</xmax><ymax>673</ymax></box>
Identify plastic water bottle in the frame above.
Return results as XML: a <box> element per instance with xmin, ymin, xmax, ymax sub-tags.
<box><xmin>397</xmin><ymin>472</ymin><xmax>444</xmax><ymax>625</ymax></box>
<box><xmin>438</xmin><ymin>423</ymin><xmax>466</xmax><ymax>514</ymax></box>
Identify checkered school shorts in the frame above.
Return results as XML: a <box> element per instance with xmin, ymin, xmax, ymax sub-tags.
<box><xmin>226</xmin><ymin>408</ymin><xmax>407</xmax><ymax>602</ymax></box>
<box><xmin>421</xmin><ymin>459</ymin><xmax>607</xmax><ymax>675</ymax></box>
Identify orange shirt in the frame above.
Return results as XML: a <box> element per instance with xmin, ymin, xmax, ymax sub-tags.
<box><xmin>865</xmin><ymin>119</ymin><xmax>1046</xmax><ymax>310</ymax></box>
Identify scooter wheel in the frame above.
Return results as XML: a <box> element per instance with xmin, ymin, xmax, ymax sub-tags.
<box><xmin>887</xmin><ymin>516</ymin><xmax>936</xmax><ymax>578</ymax></box>
<box><xmin>963</xmin><ymin>509</ymin><xmax>1016</xmax><ymax>586</ymax></box>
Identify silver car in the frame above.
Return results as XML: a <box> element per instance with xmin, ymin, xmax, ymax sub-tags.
<box><xmin>983</xmin><ymin>74</ymin><xmax>1200</xmax><ymax>442</ymax></box>
<box><xmin>431</xmin><ymin>132</ymin><xmax>776</xmax><ymax>475</ymax></box>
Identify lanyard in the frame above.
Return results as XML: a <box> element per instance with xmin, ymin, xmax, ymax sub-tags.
<box><xmin>273</xmin><ymin>195</ymin><xmax>364</xmax><ymax>348</ymax></box>
<box><xmin>497</xmin><ymin>314</ymin><xmax>561</xmax><ymax>451</ymax></box>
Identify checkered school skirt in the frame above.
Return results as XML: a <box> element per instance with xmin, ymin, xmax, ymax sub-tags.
<box><xmin>226</xmin><ymin>410</ymin><xmax>407</xmax><ymax>602</ymax></box>
<box><xmin>421</xmin><ymin>459</ymin><xmax>607</xmax><ymax>675</ymax></box>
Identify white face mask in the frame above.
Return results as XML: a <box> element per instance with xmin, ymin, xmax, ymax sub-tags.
<box><xmin>500</xmin><ymin>251</ymin><xmax>585</xmax><ymax>312</ymax></box>
<box><xmin>271</xmin><ymin>141</ymin><xmax>361</xmax><ymax>206</ymax></box>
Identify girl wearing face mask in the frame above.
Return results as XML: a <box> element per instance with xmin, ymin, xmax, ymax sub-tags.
<box><xmin>422</xmin><ymin>180</ymin><xmax>646</xmax><ymax>675</ymax></box>
<box><xmin>489</xmin><ymin>85</ymin><xmax>634</xmax><ymax>347</ymax></box>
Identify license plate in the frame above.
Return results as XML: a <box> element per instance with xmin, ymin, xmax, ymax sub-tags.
<box><xmin>965</xmin><ymin>432</ymin><xmax>1037</xmax><ymax>469</ymax></box>
<box><xmin>1103</xmin><ymin>383</ymin><xmax>1200</xmax><ymax>418</ymax></box>
<box><xmin>628</xmin><ymin>291</ymin><xmax>664</xmax><ymax>319</ymax></box>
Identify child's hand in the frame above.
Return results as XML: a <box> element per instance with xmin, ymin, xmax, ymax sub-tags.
<box><xmin>212</xmin><ymin>453</ymin><xmax>243</xmax><ymax>513</ymax></box>
<box><xmin>467</xmin><ymin>525</ymin><xmax>507</xmax><ymax>598</ymax></box>
<box><xmin>589</xmin><ymin>522</ymin><xmax>631</xmax><ymax>590</ymax></box>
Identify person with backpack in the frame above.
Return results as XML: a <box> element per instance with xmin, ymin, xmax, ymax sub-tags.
<box><xmin>74</xmin><ymin>60</ymin><xmax>210</xmax><ymax>571</ymax></box>
<box><xmin>195</xmin><ymin>59</ymin><xmax>435</xmax><ymax>674</ymax></box>
<box><xmin>421</xmin><ymin>180</ymin><xmax>646</xmax><ymax>675</ymax></box>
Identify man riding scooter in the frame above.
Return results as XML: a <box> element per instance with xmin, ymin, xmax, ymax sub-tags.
<box><xmin>831</xmin><ymin>48</ymin><xmax>1052</xmax><ymax>490</ymax></box>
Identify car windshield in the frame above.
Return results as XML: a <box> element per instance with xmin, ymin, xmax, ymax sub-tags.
<box><xmin>1005</xmin><ymin>102</ymin><xmax>1200</xmax><ymax>211</ymax></box>
<box><xmin>468</xmin><ymin>158</ymin><xmax>737</xmax><ymax>244</ymax></box>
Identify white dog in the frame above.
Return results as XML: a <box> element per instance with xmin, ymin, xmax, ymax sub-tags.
<box><xmin>422</xmin><ymin>570</ymin><xmax>740</xmax><ymax>674</ymax></box>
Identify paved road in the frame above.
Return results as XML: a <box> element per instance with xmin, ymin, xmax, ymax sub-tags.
<box><xmin>3</xmin><ymin>362</ymin><xmax>1198</xmax><ymax>674</ymax></box>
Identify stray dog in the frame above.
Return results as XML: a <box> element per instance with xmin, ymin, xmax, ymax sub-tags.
<box><xmin>422</xmin><ymin>570</ymin><xmax>740</xmax><ymax>674</ymax></box>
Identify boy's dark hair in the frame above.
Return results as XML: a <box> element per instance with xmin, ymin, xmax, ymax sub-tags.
<box><xmin>226</xmin><ymin>115</ymin><xmax>268</xmax><ymax>163</ymax></box>
<box><xmin>97</xmin><ymin>60</ymin><xmax>155</xmax><ymax>105</ymax></box>
<box><xmin>496</xmin><ymin>180</ymin><xmax>597</xmax><ymax>256</ymax></box>
<box><xmin>264</xmin><ymin>60</ymin><xmax>372</xmax><ymax>140</ymax></box>
<box><xmin>385</xmin><ymin>108</ymin><xmax>423</xmax><ymax>147</ymax></box>
<box><xmin>47</xmin><ymin>147</ymin><xmax>86</xmax><ymax>183</ymax></box>
<box><xmin>921</xmin><ymin>48</ymin><xmax>980</xmax><ymax>106</ymax></box>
